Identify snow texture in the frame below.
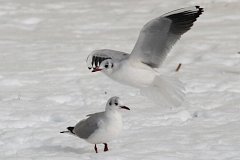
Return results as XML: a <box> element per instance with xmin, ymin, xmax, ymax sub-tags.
<box><xmin>0</xmin><ymin>0</ymin><xmax>240</xmax><ymax>159</ymax></box>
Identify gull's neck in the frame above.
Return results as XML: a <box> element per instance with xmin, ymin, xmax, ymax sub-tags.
<box><xmin>105</xmin><ymin>108</ymin><xmax>121</xmax><ymax>119</ymax></box>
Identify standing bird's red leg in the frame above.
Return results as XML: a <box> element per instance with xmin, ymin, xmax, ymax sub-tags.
<box><xmin>94</xmin><ymin>144</ymin><xmax>98</xmax><ymax>153</ymax></box>
<box><xmin>103</xmin><ymin>143</ymin><xmax>109</xmax><ymax>152</ymax></box>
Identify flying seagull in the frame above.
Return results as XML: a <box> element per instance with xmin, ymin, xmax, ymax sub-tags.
<box><xmin>60</xmin><ymin>97</ymin><xmax>130</xmax><ymax>153</ymax></box>
<box><xmin>86</xmin><ymin>6</ymin><xmax>204</xmax><ymax>107</ymax></box>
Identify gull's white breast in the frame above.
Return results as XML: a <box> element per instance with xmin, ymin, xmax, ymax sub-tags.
<box><xmin>110</xmin><ymin>60</ymin><xmax>156</xmax><ymax>88</ymax></box>
<box><xmin>86</xmin><ymin>111</ymin><xmax>123</xmax><ymax>144</ymax></box>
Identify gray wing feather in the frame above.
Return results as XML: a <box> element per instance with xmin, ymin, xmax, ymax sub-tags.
<box><xmin>86</xmin><ymin>112</ymin><xmax>103</xmax><ymax>117</ymax></box>
<box><xmin>73</xmin><ymin>112</ymin><xmax>104</xmax><ymax>139</ymax></box>
<box><xmin>87</xmin><ymin>49</ymin><xmax>129</xmax><ymax>70</ymax></box>
<box><xmin>130</xmin><ymin>6</ymin><xmax>203</xmax><ymax>68</ymax></box>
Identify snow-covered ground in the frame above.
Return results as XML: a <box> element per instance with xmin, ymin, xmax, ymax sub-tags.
<box><xmin>0</xmin><ymin>0</ymin><xmax>240</xmax><ymax>159</ymax></box>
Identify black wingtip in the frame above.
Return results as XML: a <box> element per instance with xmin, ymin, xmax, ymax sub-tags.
<box><xmin>60</xmin><ymin>130</ymin><xmax>70</xmax><ymax>133</ymax></box>
<box><xmin>195</xmin><ymin>6</ymin><xmax>204</xmax><ymax>15</ymax></box>
<box><xmin>195</xmin><ymin>5</ymin><xmax>203</xmax><ymax>9</ymax></box>
<box><xmin>165</xmin><ymin>6</ymin><xmax>204</xmax><ymax>35</ymax></box>
<box><xmin>67</xmin><ymin>127</ymin><xmax>75</xmax><ymax>134</ymax></box>
<box><xmin>60</xmin><ymin>126</ymin><xmax>75</xmax><ymax>134</ymax></box>
<box><xmin>196</xmin><ymin>5</ymin><xmax>202</xmax><ymax>9</ymax></box>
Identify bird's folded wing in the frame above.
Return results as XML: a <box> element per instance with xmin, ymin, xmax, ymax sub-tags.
<box><xmin>86</xmin><ymin>112</ymin><xmax>104</xmax><ymax>117</ymax></box>
<box><xmin>74</xmin><ymin>113</ymin><xmax>104</xmax><ymax>139</ymax></box>
<box><xmin>86</xmin><ymin>49</ymin><xmax>129</xmax><ymax>69</ymax></box>
<box><xmin>129</xmin><ymin>6</ymin><xmax>203</xmax><ymax>68</ymax></box>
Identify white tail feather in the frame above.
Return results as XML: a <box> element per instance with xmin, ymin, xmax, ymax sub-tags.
<box><xmin>141</xmin><ymin>76</ymin><xmax>185</xmax><ymax>107</ymax></box>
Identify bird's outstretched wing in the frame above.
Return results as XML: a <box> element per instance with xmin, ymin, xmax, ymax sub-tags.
<box><xmin>86</xmin><ymin>49</ymin><xmax>129</xmax><ymax>70</ymax></box>
<box><xmin>129</xmin><ymin>6</ymin><xmax>204</xmax><ymax>68</ymax></box>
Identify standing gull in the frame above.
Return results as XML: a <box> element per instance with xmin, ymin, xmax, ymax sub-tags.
<box><xmin>60</xmin><ymin>97</ymin><xmax>130</xmax><ymax>153</ymax></box>
<box><xmin>86</xmin><ymin>6</ymin><xmax>204</xmax><ymax>107</ymax></box>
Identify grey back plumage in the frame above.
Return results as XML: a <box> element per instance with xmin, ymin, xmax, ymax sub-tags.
<box><xmin>73</xmin><ymin>112</ymin><xmax>104</xmax><ymax>139</ymax></box>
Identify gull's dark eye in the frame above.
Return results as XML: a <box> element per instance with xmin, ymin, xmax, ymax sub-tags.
<box><xmin>115</xmin><ymin>102</ymin><xmax>118</xmax><ymax>105</ymax></box>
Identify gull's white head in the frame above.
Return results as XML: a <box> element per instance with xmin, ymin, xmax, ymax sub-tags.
<box><xmin>92</xmin><ymin>59</ymin><xmax>115</xmax><ymax>74</ymax></box>
<box><xmin>105</xmin><ymin>96</ymin><xmax>130</xmax><ymax>112</ymax></box>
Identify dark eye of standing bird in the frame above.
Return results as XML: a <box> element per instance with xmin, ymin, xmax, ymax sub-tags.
<box><xmin>115</xmin><ymin>102</ymin><xmax>118</xmax><ymax>105</ymax></box>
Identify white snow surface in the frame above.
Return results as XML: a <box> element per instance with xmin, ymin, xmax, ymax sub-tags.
<box><xmin>0</xmin><ymin>0</ymin><xmax>240</xmax><ymax>159</ymax></box>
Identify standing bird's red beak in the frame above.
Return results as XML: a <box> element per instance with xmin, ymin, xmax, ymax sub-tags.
<box><xmin>120</xmin><ymin>106</ymin><xmax>130</xmax><ymax>110</ymax></box>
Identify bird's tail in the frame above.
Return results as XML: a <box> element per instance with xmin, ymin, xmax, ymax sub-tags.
<box><xmin>60</xmin><ymin>127</ymin><xmax>75</xmax><ymax>134</ymax></box>
<box><xmin>141</xmin><ymin>75</ymin><xmax>185</xmax><ymax>107</ymax></box>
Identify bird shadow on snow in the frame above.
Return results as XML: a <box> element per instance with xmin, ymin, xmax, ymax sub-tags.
<box><xmin>33</xmin><ymin>145</ymin><xmax>90</xmax><ymax>155</ymax></box>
